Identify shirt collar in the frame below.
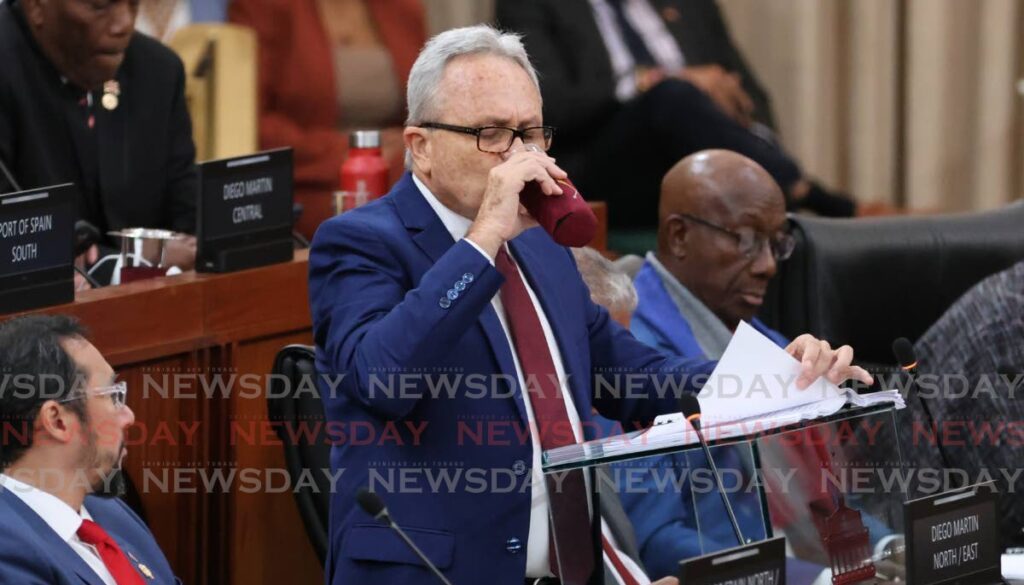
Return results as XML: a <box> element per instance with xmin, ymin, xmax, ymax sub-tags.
<box><xmin>412</xmin><ymin>173</ymin><xmax>474</xmax><ymax>242</ymax></box>
<box><xmin>0</xmin><ymin>473</ymin><xmax>86</xmax><ymax>542</ymax></box>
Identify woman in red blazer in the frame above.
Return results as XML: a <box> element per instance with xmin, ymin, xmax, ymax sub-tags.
<box><xmin>230</xmin><ymin>0</ymin><xmax>426</xmax><ymax>238</ymax></box>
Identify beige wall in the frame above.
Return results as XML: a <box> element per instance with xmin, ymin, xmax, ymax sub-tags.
<box><xmin>424</xmin><ymin>0</ymin><xmax>495</xmax><ymax>34</ymax></box>
<box><xmin>720</xmin><ymin>0</ymin><xmax>1023</xmax><ymax>210</ymax></box>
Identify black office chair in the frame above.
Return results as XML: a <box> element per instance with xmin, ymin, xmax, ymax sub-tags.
<box><xmin>267</xmin><ymin>344</ymin><xmax>330</xmax><ymax>566</ymax></box>
<box><xmin>762</xmin><ymin>201</ymin><xmax>1024</xmax><ymax>364</ymax></box>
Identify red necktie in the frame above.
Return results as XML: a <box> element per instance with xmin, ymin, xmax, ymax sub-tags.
<box><xmin>495</xmin><ymin>248</ymin><xmax>595</xmax><ymax>583</ymax></box>
<box><xmin>602</xmin><ymin>534</ymin><xmax>642</xmax><ymax>585</ymax></box>
<box><xmin>77</xmin><ymin>519</ymin><xmax>146</xmax><ymax>585</ymax></box>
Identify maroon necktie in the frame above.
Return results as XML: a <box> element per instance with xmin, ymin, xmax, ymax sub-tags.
<box><xmin>495</xmin><ymin>248</ymin><xmax>595</xmax><ymax>583</ymax></box>
<box><xmin>77</xmin><ymin>519</ymin><xmax>146</xmax><ymax>585</ymax></box>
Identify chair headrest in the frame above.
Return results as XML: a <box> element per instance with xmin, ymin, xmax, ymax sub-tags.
<box><xmin>763</xmin><ymin>201</ymin><xmax>1024</xmax><ymax>363</ymax></box>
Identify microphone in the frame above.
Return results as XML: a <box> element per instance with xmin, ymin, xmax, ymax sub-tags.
<box><xmin>0</xmin><ymin>154</ymin><xmax>23</xmax><ymax>193</ymax></box>
<box><xmin>678</xmin><ymin>395</ymin><xmax>746</xmax><ymax>546</ymax></box>
<box><xmin>74</xmin><ymin>220</ymin><xmax>100</xmax><ymax>257</ymax></box>
<box><xmin>356</xmin><ymin>489</ymin><xmax>454</xmax><ymax>585</ymax></box>
<box><xmin>892</xmin><ymin>337</ymin><xmax>954</xmax><ymax>475</ymax></box>
<box><xmin>73</xmin><ymin>220</ymin><xmax>103</xmax><ymax>289</ymax></box>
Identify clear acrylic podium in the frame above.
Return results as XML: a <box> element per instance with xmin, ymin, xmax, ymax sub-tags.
<box><xmin>542</xmin><ymin>404</ymin><xmax>908</xmax><ymax>585</ymax></box>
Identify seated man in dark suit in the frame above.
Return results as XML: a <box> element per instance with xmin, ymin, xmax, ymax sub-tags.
<box><xmin>495</xmin><ymin>0</ymin><xmax>856</xmax><ymax>229</ymax></box>
<box><xmin>0</xmin><ymin>314</ymin><xmax>180</xmax><ymax>584</ymax></box>
<box><xmin>0</xmin><ymin>0</ymin><xmax>198</xmax><ymax>272</ymax></box>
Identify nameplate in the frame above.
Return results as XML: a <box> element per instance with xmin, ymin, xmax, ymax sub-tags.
<box><xmin>0</xmin><ymin>184</ymin><xmax>74</xmax><ymax>313</ymax></box>
<box><xmin>905</xmin><ymin>481</ymin><xmax>1001</xmax><ymax>585</ymax></box>
<box><xmin>677</xmin><ymin>537</ymin><xmax>785</xmax><ymax>585</ymax></box>
<box><xmin>196</xmin><ymin>148</ymin><xmax>294</xmax><ymax>273</ymax></box>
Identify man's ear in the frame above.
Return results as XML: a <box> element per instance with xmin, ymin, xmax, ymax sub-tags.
<box><xmin>34</xmin><ymin>400</ymin><xmax>81</xmax><ymax>448</ymax></box>
<box><xmin>666</xmin><ymin>216</ymin><xmax>689</xmax><ymax>258</ymax></box>
<box><xmin>404</xmin><ymin>126</ymin><xmax>431</xmax><ymax>175</ymax></box>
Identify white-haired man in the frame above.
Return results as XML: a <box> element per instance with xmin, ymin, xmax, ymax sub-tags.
<box><xmin>308</xmin><ymin>25</ymin><xmax>871</xmax><ymax>585</ymax></box>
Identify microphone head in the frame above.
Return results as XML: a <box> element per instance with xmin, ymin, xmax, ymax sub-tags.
<box><xmin>356</xmin><ymin>489</ymin><xmax>387</xmax><ymax>520</ymax></box>
<box><xmin>892</xmin><ymin>337</ymin><xmax>917</xmax><ymax>370</ymax></box>
<box><xmin>678</xmin><ymin>393</ymin><xmax>702</xmax><ymax>430</ymax></box>
<box><xmin>74</xmin><ymin>220</ymin><xmax>100</xmax><ymax>257</ymax></box>
<box><xmin>678</xmin><ymin>393</ymin><xmax>701</xmax><ymax>418</ymax></box>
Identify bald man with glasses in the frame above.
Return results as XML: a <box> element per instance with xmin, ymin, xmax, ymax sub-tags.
<box><xmin>0</xmin><ymin>314</ymin><xmax>180</xmax><ymax>585</ymax></box>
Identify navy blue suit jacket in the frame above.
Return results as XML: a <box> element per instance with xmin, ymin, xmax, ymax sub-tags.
<box><xmin>308</xmin><ymin>173</ymin><xmax>714</xmax><ymax>584</ymax></box>
<box><xmin>0</xmin><ymin>488</ymin><xmax>179</xmax><ymax>585</ymax></box>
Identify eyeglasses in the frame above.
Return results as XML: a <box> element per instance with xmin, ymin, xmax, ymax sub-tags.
<box><xmin>58</xmin><ymin>381</ymin><xmax>128</xmax><ymax>409</ymax></box>
<box><xmin>672</xmin><ymin>213</ymin><xmax>795</xmax><ymax>261</ymax></box>
<box><xmin>418</xmin><ymin>122</ymin><xmax>555</xmax><ymax>154</ymax></box>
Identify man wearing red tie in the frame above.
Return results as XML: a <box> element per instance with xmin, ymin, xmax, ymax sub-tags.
<box><xmin>309</xmin><ymin>24</ymin><xmax>872</xmax><ymax>585</ymax></box>
<box><xmin>0</xmin><ymin>315</ymin><xmax>180</xmax><ymax>585</ymax></box>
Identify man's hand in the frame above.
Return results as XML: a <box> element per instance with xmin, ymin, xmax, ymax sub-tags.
<box><xmin>676</xmin><ymin>64</ymin><xmax>754</xmax><ymax>127</ymax></box>
<box><xmin>652</xmin><ymin>578</ymin><xmax>679</xmax><ymax>585</ymax></box>
<box><xmin>466</xmin><ymin>147</ymin><xmax>566</xmax><ymax>258</ymax></box>
<box><xmin>785</xmin><ymin>334</ymin><xmax>874</xmax><ymax>389</ymax></box>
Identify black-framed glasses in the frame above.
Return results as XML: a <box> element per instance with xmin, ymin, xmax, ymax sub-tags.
<box><xmin>672</xmin><ymin>212</ymin><xmax>795</xmax><ymax>261</ymax></box>
<box><xmin>418</xmin><ymin>122</ymin><xmax>555</xmax><ymax>154</ymax></box>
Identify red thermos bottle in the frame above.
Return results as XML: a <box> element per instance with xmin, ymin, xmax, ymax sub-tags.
<box><xmin>340</xmin><ymin>130</ymin><xmax>389</xmax><ymax>202</ymax></box>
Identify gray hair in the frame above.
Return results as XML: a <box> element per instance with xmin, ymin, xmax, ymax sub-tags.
<box><xmin>572</xmin><ymin>247</ymin><xmax>639</xmax><ymax>316</ymax></box>
<box><xmin>404</xmin><ymin>25</ymin><xmax>541</xmax><ymax>167</ymax></box>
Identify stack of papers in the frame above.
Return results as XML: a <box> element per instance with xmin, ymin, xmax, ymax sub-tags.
<box><xmin>544</xmin><ymin>321</ymin><xmax>904</xmax><ymax>468</ymax></box>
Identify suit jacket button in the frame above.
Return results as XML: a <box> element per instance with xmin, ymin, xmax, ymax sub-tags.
<box><xmin>512</xmin><ymin>460</ymin><xmax>527</xmax><ymax>476</ymax></box>
<box><xmin>439</xmin><ymin>297</ymin><xmax>452</xmax><ymax>309</ymax></box>
<box><xmin>505</xmin><ymin>536</ymin><xmax>523</xmax><ymax>554</ymax></box>
<box><xmin>462</xmin><ymin>272</ymin><xmax>474</xmax><ymax>283</ymax></box>
<box><xmin>446</xmin><ymin>289</ymin><xmax>459</xmax><ymax>301</ymax></box>
<box><xmin>454</xmin><ymin>280</ymin><xmax>467</xmax><ymax>291</ymax></box>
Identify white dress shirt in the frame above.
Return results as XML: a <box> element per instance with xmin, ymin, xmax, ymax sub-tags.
<box><xmin>413</xmin><ymin>176</ymin><xmax>646</xmax><ymax>582</ymax></box>
<box><xmin>588</xmin><ymin>0</ymin><xmax>686</xmax><ymax>101</ymax></box>
<box><xmin>0</xmin><ymin>473</ymin><xmax>117</xmax><ymax>585</ymax></box>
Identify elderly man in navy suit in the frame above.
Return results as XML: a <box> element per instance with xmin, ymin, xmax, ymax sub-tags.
<box><xmin>0</xmin><ymin>315</ymin><xmax>180</xmax><ymax>585</ymax></box>
<box><xmin>308</xmin><ymin>24</ymin><xmax>872</xmax><ymax>585</ymax></box>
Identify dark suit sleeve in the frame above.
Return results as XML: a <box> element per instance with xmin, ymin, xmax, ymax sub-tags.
<box><xmin>692</xmin><ymin>0</ymin><xmax>775</xmax><ymax>130</ymax></box>
<box><xmin>163</xmin><ymin>56</ymin><xmax>198</xmax><ymax>234</ymax></box>
<box><xmin>495</xmin><ymin>0</ymin><xmax>620</xmax><ymax>137</ymax></box>
<box><xmin>309</xmin><ymin>218</ymin><xmax>505</xmax><ymax>420</ymax></box>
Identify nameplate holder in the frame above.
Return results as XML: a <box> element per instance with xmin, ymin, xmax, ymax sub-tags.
<box><xmin>0</xmin><ymin>184</ymin><xmax>75</xmax><ymax>314</ymax></box>
<box><xmin>677</xmin><ymin>536</ymin><xmax>786</xmax><ymax>585</ymax></box>
<box><xmin>905</xmin><ymin>480</ymin><xmax>1001</xmax><ymax>585</ymax></box>
<box><xmin>197</xmin><ymin>148</ymin><xmax>294</xmax><ymax>273</ymax></box>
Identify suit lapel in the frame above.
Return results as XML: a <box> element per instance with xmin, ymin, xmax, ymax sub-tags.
<box><xmin>392</xmin><ymin>174</ymin><xmax>529</xmax><ymax>423</ymax></box>
<box><xmin>95</xmin><ymin>70</ymin><xmax>128</xmax><ymax>231</ymax></box>
<box><xmin>392</xmin><ymin>173</ymin><xmax>455</xmax><ymax>265</ymax></box>
<box><xmin>0</xmin><ymin>489</ymin><xmax>106</xmax><ymax>585</ymax></box>
<box><xmin>87</xmin><ymin>501</ymin><xmax>159</xmax><ymax>584</ymax></box>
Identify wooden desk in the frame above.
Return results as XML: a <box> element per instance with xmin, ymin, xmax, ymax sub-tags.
<box><xmin>24</xmin><ymin>251</ymin><xmax>321</xmax><ymax>585</ymax></box>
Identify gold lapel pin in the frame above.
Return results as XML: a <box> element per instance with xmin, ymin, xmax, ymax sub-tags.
<box><xmin>138</xmin><ymin>563</ymin><xmax>155</xmax><ymax>579</ymax></box>
<box><xmin>101</xmin><ymin>80</ymin><xmax>120</xmax><ymax>111</ymax></box>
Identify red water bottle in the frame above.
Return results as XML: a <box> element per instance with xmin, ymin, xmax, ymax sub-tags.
<box><xmin>340</xmin><ymin>130</ymin><xmax>389</xmax><ymax>208</ymax></box>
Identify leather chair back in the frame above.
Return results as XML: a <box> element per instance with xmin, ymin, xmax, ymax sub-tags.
<box><xmin>267</xmin><ymin>344</ymin><xmax>330</xmax><ymax>566</ymax></box>
<box><xmin>762</xmin><ymin>202</ymin><xmax>1024</xmax><ymax>364</ymax></box>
